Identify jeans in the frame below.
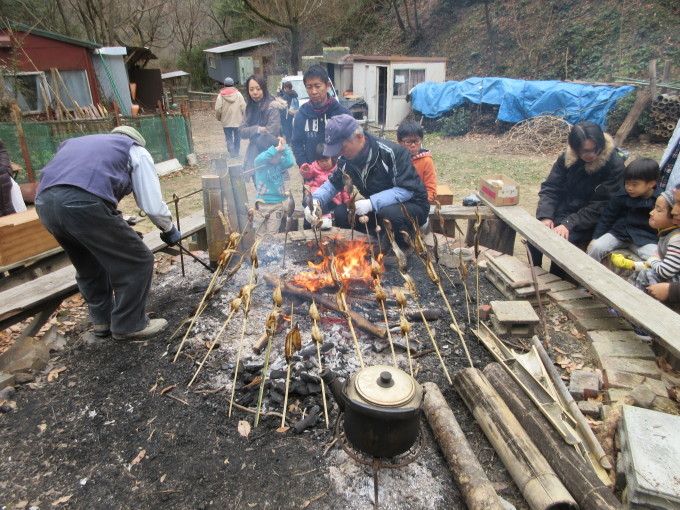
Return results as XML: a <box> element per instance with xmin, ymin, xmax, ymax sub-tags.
<box><xmin>587</xmin><ymin>232</ymin><xmax>657</xmax><ymax>262</ymax></box>
<box><xmin>223</xmin><ymin>127</ymin><xmax>240</xmax><ymax>157</ymax></box>
<box><xmin>35</xmin><ymin>186</ymin><xmax>154</xmax><ymax>335</ymax></box>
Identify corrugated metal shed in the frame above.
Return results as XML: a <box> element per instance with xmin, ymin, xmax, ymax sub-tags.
<box><xmin>161</xmin><ymin>71</ymin><xmax>189</xmax><ymax>80</ymax></box>
<box><xmin>204</xmin><ymin>37</ymin><xmax>275</xmax><ymax>55</ymax></box>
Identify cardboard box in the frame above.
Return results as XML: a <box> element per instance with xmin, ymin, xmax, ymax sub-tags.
<box><xmin>435</xmin><ymin>184</ymin><xmax>453</xmax><ymax>205</ymax></box>
<box><xmin>479</xmin><ymin>174</ymin><xmax>520</xmax><ymax>206</ymax></box>
<box><xmin>0</xmin><ymin>209</ymin><xmax>60</xmax><ymax>267</ymax></box>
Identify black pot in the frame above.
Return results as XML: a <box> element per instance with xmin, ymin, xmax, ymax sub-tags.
<box><xmin>321</xmin><ymin>365</ymin><xmax>423</xmax><ymax>458</ymax></box>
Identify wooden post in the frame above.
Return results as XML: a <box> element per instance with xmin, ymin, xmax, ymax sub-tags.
<box><xmin>483</xmin><ymin>364</ymin><xmax>621</xmax><ymax>510</ymax></box>
<box><xmin>453</xmin><ymin>368</ymin><xmax>578</xmax><ymax>510</ymax></box>
<box><xmin>465</xmin><ymin>218</ymin><xmax>516</xmax><ymax>255</ymax></box>
<box><xmin>648</xmin><ymin>59</ymin><xmax>657</xmax><ymax>100</ymax></box>
<box><xmin>661</xmin><ymin>61</ymin><xmax>671</xmax><ymax>94</ymax></box>
<box><xmin>11</xmin><ymin>103</ymin><xmax>34</xmax><ymax>183</ymax></box>
<box><xmin>212</xmin><ymin>157</ymin><xmax>239</xmax><ymax>237</ymax></box>
<box><xmin>202</xmin><ymin>175</ymin><xmax>227</xmax><ymax>268</ymax></box>
<box><xmin>422</xmin><ymin>382</ymin><xmax>505</xmax><ymax>510</ymax></box>
<box><xmin>112</xmin><ymin>101</ymin><xmax>121</xmax><ymax>126</ymax></box>
<box><xmin>614</xmin><ymin>89</ymin><xmax>651</xmax><ymax>147</ymax></box>
<box><xmin>157</xmin><ymin>100</ymin><xmax>174</xmax><ymax>160</ymax></box>
<box><xmin>228</xmin><ymin>163</ymin><xmax>255</xmax><ymax>251</ymax></box>
<box><xmin>181</xmin><ymin>103</ymin><xmax>194</xmax><ymax>154</ymax></box>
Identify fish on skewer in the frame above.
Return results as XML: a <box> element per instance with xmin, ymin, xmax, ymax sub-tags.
<box><xmin>346</xmin><ymin>191</ymin><xmax>358</xmax><ymax>240</ymax></box>
<box><xmin>282</xmin><ymin>191</ymin><xmax>296</xmax><ymax>269</ymax></box>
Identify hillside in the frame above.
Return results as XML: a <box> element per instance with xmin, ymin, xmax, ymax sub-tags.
<box><xmin>332</xmin><ymin>0</ymin><xmax>680</xmax><ymax>82</ymax></box>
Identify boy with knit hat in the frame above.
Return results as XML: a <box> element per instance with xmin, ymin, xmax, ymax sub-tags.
<box><xmin>613</xmin><ymin>189</ymin><xmax>680</xmax><ymax>294</ymax></box>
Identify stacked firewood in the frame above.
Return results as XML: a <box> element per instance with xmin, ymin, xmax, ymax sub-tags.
<box><xmin>650</xmin><ymin>94</ymin><xmax>680</xmax><ymax>138</ymax></box>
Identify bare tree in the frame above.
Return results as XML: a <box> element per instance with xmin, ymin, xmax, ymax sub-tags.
<box><xmin>240</xmin><ymin>0</ymin><xmax>325</xmax><ymax>72</ymax></box>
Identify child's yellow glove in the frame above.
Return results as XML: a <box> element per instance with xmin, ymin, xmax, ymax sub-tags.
<box><xmin>610</xmin><ymin>253</ymin><xmax>646</xmax><ymax>271</ymax></box>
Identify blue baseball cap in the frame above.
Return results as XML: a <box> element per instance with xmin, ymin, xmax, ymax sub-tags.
<box><xmin>323</xmin><ymin>114</ymin><xmax>359</xmax><ymax>157</ymax></box>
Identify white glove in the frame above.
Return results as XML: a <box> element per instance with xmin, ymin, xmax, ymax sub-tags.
<box><xmin>305</xmin><ymin>199</ymin><xmax>321</xmax><ymax>225</ymax></box>
<box><xmin>355</xmin><ymin>199</ymin><xmax>373</xmax><ymax>216</ymax></box>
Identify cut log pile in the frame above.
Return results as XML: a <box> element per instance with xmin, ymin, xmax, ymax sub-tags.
<box><xmin>649</xmin><ymin>94</ymin><xmax>679</xmax><ymax>138</ymax></box>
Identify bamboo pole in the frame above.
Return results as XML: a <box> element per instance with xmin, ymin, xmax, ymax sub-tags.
<box><xmin>422</xmin><ymin>382</ymin><xmax>505</xmax><ymax>510</ymax></box>
<box><xmin>157</xmin><ymin>100</ymin><xmax>174</xmax><ymax>159</ymax></box>
<box><xmin>202</xmin><ymin>175</ymin><xmax>227</xmax><ymax>267</ymax></box>
<box><xmin>454</xmin><ymin>368</ymin><xmax>577</xmax><ymax>510</ymax></box>
<box><xmin>483</xmin><ymin>364</ymin><xmax>621</xmax><ymax>510</ymax></box>
<box><xmin>11</xmin><ymin>103</ymin><xmax>34</xmax><ymax>182</ymax></box>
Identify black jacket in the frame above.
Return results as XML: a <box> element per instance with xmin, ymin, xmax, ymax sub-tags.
<box><xmin>328</xmin><ymin>132</ymin><xmax>429</xmax><ymax>214</ymax></box>
<box><xmin>290</xmin><ymin>97</ymin><xmax>349</xmax><ymax>167</ymax></box>
<box><xmin>536</xmin><ymin>133</ymin><xmax>625</xmax><ymax>233</ymax></box>
<box><xmin>592</xmin><ymin>187</ymin><xmax>660</xmax><ymax>245</ymax></box>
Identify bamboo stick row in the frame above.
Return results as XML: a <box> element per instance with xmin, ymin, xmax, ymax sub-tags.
<box><xmin>649</xmin><ymin>93</ymin><xmax>679</xmax><ymax>138</ymax></box>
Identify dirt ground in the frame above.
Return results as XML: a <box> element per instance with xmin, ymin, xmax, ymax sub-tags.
<box><xmin>1</xmin><ymin>109</ymin><xmax>662</xmax><ymax>509</ymax></box>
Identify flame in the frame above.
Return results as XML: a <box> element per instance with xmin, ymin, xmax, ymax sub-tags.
<box><xmin>290</xmin><ymin>239</ymin><xmax>383</xmax><ymax>292</ymax></box>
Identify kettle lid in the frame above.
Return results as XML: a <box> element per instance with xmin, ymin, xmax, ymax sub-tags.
<box><xmin>353</xmin><ymin>365</ymin><xmax>416</xmax><ymax>408</ymax></box>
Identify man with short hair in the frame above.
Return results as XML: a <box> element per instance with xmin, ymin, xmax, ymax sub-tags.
<box><xmin>291</xmin><ymin>65</ymin><xmax>349</xmax><ymax>168</ymax></box>
<box><xmin>35</xmin><ymin>126</ymin><xmax>181</xmax><ymax>341</ymax></box>
<box><xmin>215</xmin><ymin>77</ymin><xmax>246</xmax><ymax>158</ymax></box>
<box><xmin>305</xmin><ymin>114</ymin><xmax>429</xmax><ymax>247</ymax></box>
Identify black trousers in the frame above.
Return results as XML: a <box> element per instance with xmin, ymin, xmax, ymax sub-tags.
<box><xmin>36</xmin><ymin>186</ymin><xmax>154</xmax><ymax>335</ymax></box>
<box><xmin>527</xmin><ymin>227</ymin><xmax>592</xmax><ymax>279</ymax></box>
<box><xmin>334</xmin><ymin>201</ymin><xmax>428</xmax><ymax>248</ymax></box>
<box><xmin>223</xmin><ymin>127</ymin><xmax>240</xmax><ymax>157</ymax></box>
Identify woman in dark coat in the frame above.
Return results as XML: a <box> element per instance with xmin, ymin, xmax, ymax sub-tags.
<box><xmin>530</xmin><ymin>122</ymin><xmax>625</xmax><ymax>276</ymax></box>
<box><xmin>238</xmin><ymin>75</ymin><xmax>283</xmax><ymax>172</ymax></box>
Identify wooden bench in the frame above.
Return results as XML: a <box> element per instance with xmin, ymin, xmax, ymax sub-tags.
<box><xmin>0</xmin><ymin>211</ymin><xmax>206</xmax><ymax>340</ymax></box>
<box><xmin>483</xmin><ymin>199</ymin><xmax>680</xmax><ymax>364</ymax></box>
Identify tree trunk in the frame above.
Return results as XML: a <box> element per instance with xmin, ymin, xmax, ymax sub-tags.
<box><xmin>422</xmin><ymin>382</ymin><xmax>505</xmax><ymax>510</ymax></box>
<box><xmin>483</xmin><ymin>0</ymin><xmax>497</xmax><ymax>69</ymax></box>
<box><xmin>391</xmin><ymin>0</ymin><xmax>407</xmax><ymax>34</ymax></box>
<box><xmin>290</xmin><ymin>26</ymin><xmax>301</xmax><ymax>74</ymax></box>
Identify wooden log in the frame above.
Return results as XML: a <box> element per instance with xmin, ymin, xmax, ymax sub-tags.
<box><xmin>113</xmin><ymin>101</ymin><xmax>121</xmax><ymax>126</ymax></box>
<box><xmin>465</xmin><ymin>217</ymin><xmax>516</xmax><ymax>255</ymax></box>
<box><xmin>422</xmin><ymin>382</ymin><xmax>505</xmax><ymax>510</ymax></box>
<box><xmin>614</xmin><ymin>90</ymin><xmax>652</xmax><ymax>146</ymax></box>
<box><xmin>453</xmin><ymin>368</ymin><xmax>577</xmax><ymax>510</ymax></box>
<box><xmin>263</xmin><ymin>274</ymin><xmax>386</xmax><ymax>339</ymax></box>
<box><xmin>228</xmin><ymin>163</ymin><xmax>255</xmax><ymax>252</ymax></box>
<box><xmin>483</xmin><ymin>363</ymin><xmax>622</xmax><ymax>510</ymax></box>
<box><xmin>0</xmin><ymin>209</ymin><xmax>60</xmax><ymax>266</ymax></box>
<box><xmin>648</xmin><ymin>59</ymin><xmax>657</xmax><ymax>100</ymax></box>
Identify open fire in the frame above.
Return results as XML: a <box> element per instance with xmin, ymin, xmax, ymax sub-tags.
<box><xmin>290</xmin><ymin>238</ymin><xmax>384</xmax><ymax>292</ymax></box>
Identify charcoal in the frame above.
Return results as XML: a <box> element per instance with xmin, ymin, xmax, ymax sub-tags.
<box><xmin>269</xmin><ymin>370</ymin><xmax>287</xmax><ymax>380</ymax></box>
<box><xmin>244</xmin><ymin>362</ymin><xmax>264</xmax><ymax>373</ymax></box>
<box><xmin>300</xmin><ymin>372</ymin><xmax>321</xmax><ymax>384</ymax></box>
<box><xmin>307</xmin><ymin>383</ymin><xmax>322</xmax><ymax>394</ymax></box>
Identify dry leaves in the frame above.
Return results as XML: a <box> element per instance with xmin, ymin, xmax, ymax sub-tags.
<box><xmin>237</xmin><ymin>420</ymin><xmax>251</xmax><ymax>438</ymax></box>
<box><xmin>131</xmin><ymin>449</ymin><xmax>146</xmax><ymax>466</ymax></box>
<box><xmin>47</xmin><ymin>366</ymin><xmax>67</xmax><ymax>382</ymax></box>
<box><xmin>51</xmin><ymin>495</ymin><xmax>72</xmax><ymax>506</ymax></box>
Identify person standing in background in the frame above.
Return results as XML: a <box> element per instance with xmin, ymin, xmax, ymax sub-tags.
<box><xmin>215</xmin><ymin>77</ymin><xmax>246</xmax><ymax>159</ymax></box>
<box><xmin>0</xmin><ymin>138</ymin><xmax>26</xmax><ymax>216</ymax></box>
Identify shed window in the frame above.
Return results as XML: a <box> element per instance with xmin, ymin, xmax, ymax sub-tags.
<box><xmin>393</xmin><ymin>69</ymin><xmax>425</xmax><ymax>96</ymax></box>
<box><xmin>208</xmin><ymin>55</ymin><xmax>216</xmax><ymax>69</ymax></box>
<box><xmin>3</xmin><ymin>70</ymin><xmax>93</xmax><ymax>112</ymax></box>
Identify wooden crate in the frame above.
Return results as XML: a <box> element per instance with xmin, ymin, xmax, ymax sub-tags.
<box><xmin>0</xmin><ymin>209</ymin><xmax>60</xmax><ymax>267</ymax></box>
<box><xmin>435</xmin><ymin>184</ymin><xmax>453</xmax><ymax>205</ymax></box>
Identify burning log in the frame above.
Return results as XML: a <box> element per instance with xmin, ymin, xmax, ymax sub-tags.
<box><xmin>263</xmin><ymin>274</ymin><xmax>387</xmax><ymax>339</ymax></box>
<box><xmin>422</xmin><ymin>382</ymin><xmax>506</xmax><ymax>510</ymax></box>
<box><xmin>454</xmin><ymin>368</ymin><xmax>578</xmax><ymax>510</ymax></box>
<box><xmin>483</xmin><ymin>364</ymin><xmax>621</xmax><ymax>510</ymax></box>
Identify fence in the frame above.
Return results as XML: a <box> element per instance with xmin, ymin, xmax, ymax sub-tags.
<box><xmin>173</xmin><ymin>91</ymin><xmax>218</xmax><ymax>111</ymax></box>
<box><xmin>0</xmin><ymin>111</ymin><xmax>194</xmax><ymax>183</ymax></box>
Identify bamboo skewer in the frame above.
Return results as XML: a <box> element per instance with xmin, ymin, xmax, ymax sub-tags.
<box><xmin>309</xmin><ymin>300</ymin><xmax>329</xmax><ymax>428</ymax></box>
<box><xmin>372</xmin><ymin>260</ymin><xmax>397</xmax><ymax>367</ymax></box>
<box><xmin>395</xmin><ymin>290</ymin><xmax>414</xmax><ymax>376</ymax></box>
<box><xmin>255</xmin><ymin>284</ymin><xmax>284</xmax><ymax>427</ymax></box>
<box><xmin>281</xmin><ymin>303</ymin><xmax>301</xmax><ymax>429</ymax></box>
<box><xmin>330</xmin><ymin>254</ymin><xmax>364</xmax><ymax>367</ymax></box>
<box><xmin>282</xmin><ymin>192</ymin><xmax>295</xmax><ymax>269</ymax></box>
<box><xmin>187</xmin><ymin>296</ymin><xmax>241</xmax><ymax>387</ymax></box>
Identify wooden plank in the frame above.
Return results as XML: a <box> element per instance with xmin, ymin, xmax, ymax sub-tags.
<box><xmin>0</xmin><ymin>211</ymin><xmax>206</xmax><ymax>328</ymax></box>
<box><xmin>0</xmin><ymin>210</ymin><xmax>60</xmax><ymax>266</ymax></box>
<box><xmin>481</xmin><ymin>199</ymin><xmax>680</xmax><ymax>361</ymax></box>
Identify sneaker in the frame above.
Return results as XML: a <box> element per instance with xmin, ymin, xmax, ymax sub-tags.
<box><xmin>320</xmin><ymin>217</ymin><xmax>333</xmax><ymax>230</ymax></box>
<box><xmin>112</xmin><ymin>318</ymin><xmax>168</xmax><ymax>341</ymax></box>
<box><xmin>93</xmin><ymin>324</ymin><xmax>111</xmax><ymax>338</ymax></box>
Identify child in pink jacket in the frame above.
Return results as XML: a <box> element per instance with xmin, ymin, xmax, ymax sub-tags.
<box><xmin>299</xmin><ymin>143</ymin><xmax>349</xmax><ymax>229</ymax></box>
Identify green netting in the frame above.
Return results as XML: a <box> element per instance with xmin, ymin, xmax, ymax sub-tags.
<box><xmin>0</xmin><ymin>114</ymin><xmax>191</xmax><ymax>183</ymax></box>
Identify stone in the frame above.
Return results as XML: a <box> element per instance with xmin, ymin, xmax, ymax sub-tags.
<box><xmin>569</xmin><ymin>369</ymin><xmax>601</xmax><ymax>400</ymax></box>
<box><xmin>0</xmin><ymin>336</ymin><xmax>50</xmax><ymax>373</ymax></box>
<box><xmin>599</xmin><ymin>357</ymin><xmax>661</xmax><ymax>380</ymax></box>
<box><xmin>155</xmin><ymin>158</ymin><xmax>184</xmax><ymax>176</ymax></box>
<box><xmin>651</xmin><ymin>396</ymin><xmax>679</xmax><ymax>415</ymax></box>
<box><xmin>0</xmin><ymin>372</ymin><xmax>14</xmax><ymax>391</ymax></box>
<box><xmin>642</xmin><ymin>378</ymin><xmax>668</xmax><ymax>398</ymax></box>
<box><xmin>13</xmin><ymin>372</ymin><xmax>34</xmax><ymax>384</ymax></box>
<box><xmin>567</xmin><ymin>306</ymin><xmax>614</xmax><ymax>321</ymax></box>
<box><xmin>548</xmin><ymin>289</ymin><xmax>593</xmax><ymax>302</ymax></box>
<box><xmin>605</xmin><ymin>370</ymin><xmax>644</xmax><ymax>390</ymax></box>
<box><xmin>629</xmin><ymin>385</ymin><xmax>656</xmax><ymax>409</ymax></box>
<box><xmin>555</xmin><ymin>299</ymin><xmax>606</xmax><ymax>313</ymax></box>
<box><xmin>577</xmin><ymin>400</ymin><xmax>602</xmax><ymax>419</ymax></box>
<box><xmin>619</xmin><ymin>405</ymin><xmax>680</xmax><ymax>508</ymax></box>
<box><xmin>591</xmin><ymin>336</ymin><xmax>656</xmax><ymax>360</ymax></box>
<box><xmin>587</xmin><ymin>330</ymin><xmax>645</xmax><ymax>343</ymax></box>
<box><xmin>0</xmin><ymin>386</ymin><xmax>16</xmax><ymax>400</ymax></box>
<box><xmin>574</xmin><ymin>318</ymin><xmax>634</xmax><ymax>334</ymax></box>
<box><xmin>607</xmin><ymin>388</ymin><xmax>632</xmax><ymax>405</ymax></box>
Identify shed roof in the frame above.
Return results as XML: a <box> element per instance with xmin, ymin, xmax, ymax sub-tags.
<box><xmin>204</xmin><ymin>37</ymin><xmax>275</xmax><ymax>55</ymax></box>
<box><xmin>2</xmin><ymin>21</ymin><xmax>101</xmax><ymax>49</ymax></box>
<box><xmin>161</xmin><ymin>70</ymin><xmax>189</xmax><ymax>80</ymax></box>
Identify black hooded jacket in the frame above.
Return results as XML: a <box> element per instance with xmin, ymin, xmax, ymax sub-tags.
<box><xmin>290</xmin><ymin>97</ymin><xmax>349</xmax><ymax>167</ymax></box>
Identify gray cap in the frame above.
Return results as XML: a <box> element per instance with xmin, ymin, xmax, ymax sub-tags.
<box><xmin>661</xmin><ymin>189</ymin><xmax>676</xmax><ymax>208</ymax></box>
<box><xmin>224</xmin><ymin>77</ymin><xmax>234</xmax><ymax>86</ymax></box>
<box><xmin>323</xmin><ymin>114</ymin><xmax>360</xmax><ymax>157</ymax></box>
<box><xmin>111</xmin><ymin>125</ymin><xmax>146</xmax><ymax>147</ymax></box>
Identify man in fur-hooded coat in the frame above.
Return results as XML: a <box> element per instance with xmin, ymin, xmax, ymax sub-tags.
<box><xmin>535</xmin><ymin>132</ymin><xmax>625</xmax><ymax>242</ymax></box>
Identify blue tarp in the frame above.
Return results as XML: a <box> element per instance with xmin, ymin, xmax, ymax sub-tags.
<box><xmin>410</xmin><ymin>77</ymin><xmax>635</xmax><ymax>128</ymax></box>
